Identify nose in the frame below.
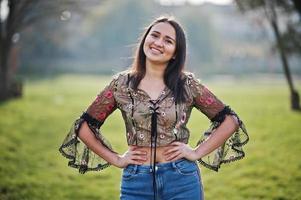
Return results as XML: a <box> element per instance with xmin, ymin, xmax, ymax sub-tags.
<box><xmin>153</xmin><ymin>38</ymin><xmax>163</xmax><ymax>47</ymax></box>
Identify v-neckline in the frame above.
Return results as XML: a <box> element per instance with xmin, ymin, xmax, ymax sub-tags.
<box><xmin>136</xmin><ymin>86</ymin><xmax>168</xmax><ymax>101</ymax></box>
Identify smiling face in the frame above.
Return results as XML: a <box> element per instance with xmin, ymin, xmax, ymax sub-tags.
<box><xmin>143</xmin><ymin>22</ymin><xmax>176</xmax><ymax>65</ymax></box>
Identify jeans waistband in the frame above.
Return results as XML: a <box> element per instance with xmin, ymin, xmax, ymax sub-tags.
<box><xmin>124</xmin><ymin>158</ymin><xmax>195</xmax><ymax>174</ymax></box>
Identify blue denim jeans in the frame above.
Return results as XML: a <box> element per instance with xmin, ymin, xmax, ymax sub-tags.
<box><xmin>120</xmin><ymin>158</ymin><xmax>204</xmax><ymax>200</ymax></box>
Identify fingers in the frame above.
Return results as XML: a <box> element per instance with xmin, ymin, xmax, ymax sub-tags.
<box><xmin>163</xmin><ymin>146</ymin><xmax>179</xmax><ymax>156</ymax></box>
<box><xmin>170</xmin><ymin>141</ymin><xmax>183</xmax><ymax>146</ymax></box>
<box><xmin>131</xmin><ymin>150</ymin><xmax>147</xmax><ymax>156</ymax></box>
<box><xmin>163</xmin><ymin>142</ymin><xmax>184</xmax><ymax>156</ymax></box>
<box><xmin>164</xmin><ymin>142</ymin><xmax>189</xmax><ymax>161</ymax></box>
<box><xmin>168</xmin><ymin>154</ymin><xmax>184</xmax><ymax>162</ymax></box>
<box><xmin>130</xmin><ymin>160</ymin><xmax>144</xmax><ymax>165</ymax></box>
<box><xmin>127</xmin><ymin>155</ymin><xmax>146</xmax><ymax>165</ymax></box>
<box><xmin>166</xmin><ymin>152</ymin><xmax>183</xmax><ymax>161</ymax></box>
<box><xmin>126</xmin><ymin>149</ymin><xmax>147</xmax><ymax>163</ymax></box>
<box><xmin>131</xmin><ymin>155</ymin><xmax>147</xmax><ymax>161</ymax></box>
<box><xmin>165</xmin><ymin>151</ymin><xmax>182</xmax><ymax>161</ymax></box>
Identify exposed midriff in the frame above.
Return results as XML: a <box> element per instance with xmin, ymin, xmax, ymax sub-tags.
<box><xmin>129</xmin><ymin>144</ymin><xmax>176</xmax><ymax>165</ymax></box>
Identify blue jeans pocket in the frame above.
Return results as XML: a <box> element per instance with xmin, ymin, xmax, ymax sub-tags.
<box><xmin>174</xmin><ymin>159</ymin><xmax>198</xmax><ymax>176</ymax></box>
<box><xmin>122</xmin><ymin>166</ymin><xmax>137</xmax><ymax>181</ymax></box>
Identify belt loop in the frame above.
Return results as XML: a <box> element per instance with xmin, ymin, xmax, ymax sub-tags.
<box><xmin>171</xmin><ymin>160</ymin><xmax>177</xmax><ymax>169</ymax></box>
<box><xmin>133</xmin><ymin>164</ymin><xmax>138</xmax><ymax>174</ymax></box>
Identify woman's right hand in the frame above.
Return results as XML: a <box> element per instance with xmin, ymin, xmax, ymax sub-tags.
<box><xmin>114</xmin><ymin>146</ymin><xmax>147</xmax><ymax>168</ymax></box>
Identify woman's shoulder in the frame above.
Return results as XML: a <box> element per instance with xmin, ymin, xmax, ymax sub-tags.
<box><xmin>111</xmin><ymin>70</ymin><xmax>131</xmax><ymax>85</ymax></box>
<box><xmin>181</xmin><ymin>71</ymin><xmax>201</xmax><ymax>84</ymax></box>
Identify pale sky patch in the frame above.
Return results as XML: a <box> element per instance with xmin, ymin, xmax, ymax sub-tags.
<box><xmin>0</xmin><ymin>0</ymin><xmax>9</xmax><ymax>22</ymax></box>
<box><xmin>157</xmin><ymin>0</ymin><xmax>233</xmax><ymax>6</ymax></box>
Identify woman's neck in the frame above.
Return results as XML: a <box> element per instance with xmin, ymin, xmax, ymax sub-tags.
<box><xmin>145</xmin><ymin>60</ymin><xmax>167</xmax><ymax>81</ymax></box>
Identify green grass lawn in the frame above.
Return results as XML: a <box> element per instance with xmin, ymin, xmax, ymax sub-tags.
<box><xmin>0</xmin><ymin>75</ymin><xmax>301</xmax><ymax>200</ymax></box>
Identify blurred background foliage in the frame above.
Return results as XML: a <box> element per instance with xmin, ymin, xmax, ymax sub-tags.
<box><xmin>1</xmin><ymin>0</ymin><xmax>300</xmax><ymax>105</ymax></box>
<box><xmin>13</xmin><ymin>0</ymin><xmax>300</xmax><ymax>76</ymax></box>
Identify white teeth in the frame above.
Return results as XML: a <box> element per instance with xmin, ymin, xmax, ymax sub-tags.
<box><xmin>150</xmin><ymin>47</ymin><xmax>162</xmax><ymax>54</ymax></box>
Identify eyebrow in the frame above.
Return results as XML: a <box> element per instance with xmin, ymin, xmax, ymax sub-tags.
<box><xmin>152</xmin><ymin>31</ymin><xmax>176</xmax><ymax>42</ymax></box>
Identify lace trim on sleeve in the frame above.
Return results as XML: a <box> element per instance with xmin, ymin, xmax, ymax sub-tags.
<box><xmin>58</xmin><ymin>74</ymin><xmax>122</xmax><ymax>173</ymax></box>
<box><xmin>59</xmin><ymin>115</ymin><xmax>115</xmax><ymax>174</ymax></box>
<box><xmin>81</xmin><ymin>112</ymin><xmax>103</xmax><ymax>129</ymax></box>
<box><xmin>196</xmin><ymin>106</ymin><xmax>249</xmax><ymax>172</ymax></box>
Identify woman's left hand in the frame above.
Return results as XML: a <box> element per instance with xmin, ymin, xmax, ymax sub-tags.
<box><xmin>163</xmin><ymin>141</ymin><xmax>199</xmax><ymax>162</ymax></box>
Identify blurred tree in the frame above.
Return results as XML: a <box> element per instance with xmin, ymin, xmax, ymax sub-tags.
<box><xmin>235</xmin><ymin>0</ymin><xmax>301</xmax><ymax>110</ymax></box>
<box><xmin>292</xmin><ymin>0</ymin><xmax>301</xmax><ymax>15</ymax></box>
<box><xmin>0</xmin><ymin>0</ymin><xmax>101</xmax><ymax>101</ymax></box>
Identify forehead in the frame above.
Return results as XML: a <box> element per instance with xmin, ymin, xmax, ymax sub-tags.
<box><xmin>149</xmin><ymin>22</ymin><xmax>176</xmax><ymax>40</ymax></box>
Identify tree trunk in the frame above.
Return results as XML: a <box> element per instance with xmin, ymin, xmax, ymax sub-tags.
<box><xmin>292</xmin><ymin>0</ymin><xmax>301</xmax><ymax>15</ymax></box>
<box><xmin>0</xmin><ymin>0</ymin><xmax>23</xmax><ymax>102</ymax></box>
<box><xmin>0</xmin><ymin>38</ymin><xmax>22</xmax><ymax>101</ymax></box>
<box><xmin>0</xmin><ymin>40</ymin><xmax>9</xmax><ymax>101</ymax></box>
<box><xmin>269</xmin><ymin>12</ymin><xmax>300</xmax><ymax>110</ymax></box>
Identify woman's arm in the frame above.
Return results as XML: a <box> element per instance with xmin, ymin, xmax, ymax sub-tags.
<box><xmin>193</xmin><ymin>115</ymin><xmax>238</xmax><ymax>159</ymax></box>
<box><xmin>78</xmin><ymin>121</ymin><xmax>120</xmax><ymax>167</ymax></box>
<box><xmin>164</xmin><ymin>115</ymin><xmax>238</xmax><ymax>162</ymax></box>
<box><xmin>59</xmin><ymin>74</ymin><xmax>147</xmax><ymax>173</ymax></box>
<box><xmin>164</xmin><ymin>74</ymin><xmax>248</xmax><ymax>167</ymax></box>
<box><xmin>78</xmin><ymin>121</ymin><xmax>147</xmax><ymax>168</ymax></box>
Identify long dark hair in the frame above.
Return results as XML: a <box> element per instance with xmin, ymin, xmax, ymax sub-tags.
<box><xmin>129</xmin><ymin>16</ymin><xmax>188</xmax><ymax>103</ymax></box>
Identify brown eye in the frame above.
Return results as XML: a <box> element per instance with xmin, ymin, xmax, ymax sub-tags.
<box><xmin>151</xmin><ymin>33</ymin><xmax>159</xmax><ymax>38</ymax></box>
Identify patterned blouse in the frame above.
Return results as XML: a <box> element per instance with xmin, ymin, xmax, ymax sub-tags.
<box><xmin>59</xmin><ymin>71</ymin><xmax>249</xmax><ymax>173</ymax></box>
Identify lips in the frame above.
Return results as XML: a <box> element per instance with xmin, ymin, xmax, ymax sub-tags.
<box><xmin>150</xmin><ymin>47</ymin><xmax>163</xmax><ymax>54</ymax></box>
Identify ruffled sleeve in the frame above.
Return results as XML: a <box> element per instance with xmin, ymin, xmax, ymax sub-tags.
<box><xmin>187</xmin><ymin>73</ymin><xmax>249</xmax><ymax>172</ymax></box>
<box><xmin>59</xmin><ymin>75</ymin><xmax>118</xmax><ymax>174</ymax></box>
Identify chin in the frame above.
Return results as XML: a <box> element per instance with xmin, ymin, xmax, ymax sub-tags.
<box><xmin>146</xmin><ymin>54</ymin><xmax>169</xmax><ymax>64</ymax></box>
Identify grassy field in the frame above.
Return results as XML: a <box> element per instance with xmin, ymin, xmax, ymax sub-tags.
<box><xmin>0</xmin><ymin>75</ymin><xmax>301</xmax><ymax>200</ymax></box>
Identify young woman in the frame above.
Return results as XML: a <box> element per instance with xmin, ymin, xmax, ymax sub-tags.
<box><xmin>59</xmin><ymin>16</ymin><xmax>249</xmax><ymax>200</ymax></box>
